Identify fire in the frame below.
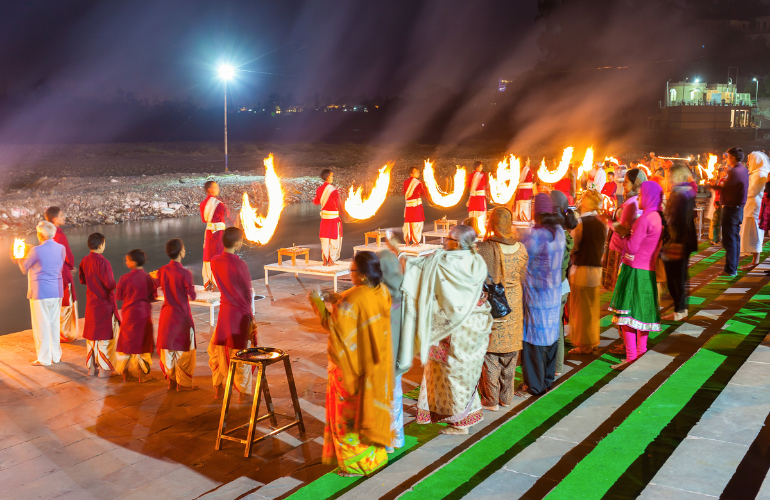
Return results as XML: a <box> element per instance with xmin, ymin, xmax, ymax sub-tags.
<box><xmin>489</xmin><ymin>155</ymin><xmax>520</xmax><ymax>204</ymax></box>
<box><xmin>424</xmin><ymin>159</ymin><xmax>466</xmax><ymax>207</ymax></box>
<box><xmin>601</xmin><ymin>194</ymin><xmax>616</xmax><ymax>216</ymax></box>
<box><xmin>697</xmin><ymin>154</ymin><xmax>718</xmax><ymax>184</ymax></box>
<box><xmin>344</xmin><ymin>164</ymin><xmax>392</xmax><ymax>220</ymax></box>
<box><xmin>13</xmin><ymin>238</ymin><xmax>25</xmax><ymax>259</ymax></box>
<box><xmin>604</xmin><ymin>156</ymin><xmax>620</xmax><ymax>165</ymax></box>
<box><xmin>577</xmin><ymin>147</ymin><xmax>594</xmax><ymax>180</ymax></box>
<box><xmin>538</xmin><ymin>147</ymin><xmax>573</xmax><ymax>184</ymax></box>
<box><xmin>638</xmin><ymin>164</ymin><xmax>652</xmax><ymax>176</ymax></box>
<box><xmin>240</xmin><ymin>153</ymin><xmax>285</xmax><ymax>245</ymax></box>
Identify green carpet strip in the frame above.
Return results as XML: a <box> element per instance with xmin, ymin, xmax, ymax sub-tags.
<box><xmin>545</xmin><ymin>284</ymin><xmax>770</xmax><ymax>499</ymax></box>
<box><xmin>284</xmin><ymin>423</ymin><xmax>444</xmax><ymax>500</ymax></box>
<box><xmin>544</xmin><ymin>349</ymin><xmax>726</xmax><ymax>500</ymax></box>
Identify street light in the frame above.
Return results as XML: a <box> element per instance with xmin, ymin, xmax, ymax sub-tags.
<box><xmin>218</xmin><ymin>64</ymin><xmax>235</xmax><ymax>172</ymax></box>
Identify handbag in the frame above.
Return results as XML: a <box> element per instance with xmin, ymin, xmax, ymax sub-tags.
<box><xmin>482</xmin><ymin>243</ymin><xmax>512</xmax><ymax>319</ymax></box>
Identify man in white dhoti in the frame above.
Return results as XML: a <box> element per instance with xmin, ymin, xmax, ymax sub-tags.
<box><xmin>16</xmin><ymin>221</ymin><xmax>66</xmax><ymax>366</ymax></box>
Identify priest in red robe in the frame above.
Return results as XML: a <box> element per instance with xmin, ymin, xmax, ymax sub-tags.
<box><xmin>115</xmin><ymin>249</ymin><xmax>157</xmax><ymax>382</ymax></box>
<box><xmin>208</xmin><ymin>227</ymin><xmax>256</xmax><ymax>401</ymax></box>
<box><xmin>156</xmin><ymin>238</ymin><xmax>197</xmax><ymax>391</ymax></box>
<box><xmin>79</xmin><ymin>233</ymin><xmax>118</xmax><ymax>377</ymax></box>
<box><xmin>45</xmin><ymin>207</ymin><xmax>78</xmax><ymax>342</ymax></box>
<box><xmin>403</xmin><ymin>166</ymin><xmax>425</xmax><ymax>245</ymax></box>
<box><xmin>467</xmin><ymin>161</ymin><xmax>488</xmax><ymax>229</ymax></box>
<box><xmin>313</xmin><ymin>169</ymin><xmax>342</xmax><ymax>265</ymax></box>
<box><xmin>513</xmin><ymin>158</ymin><xmax>534</xmax><ymax>221</ymax></box>
<box><xmin>200</xmin><ymin>180</ymin><xmax>231</xmax><ymax>289</ymax></box>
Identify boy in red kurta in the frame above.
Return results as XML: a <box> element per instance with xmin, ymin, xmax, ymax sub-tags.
<box><xmin>467</xmin><ymin>161</ymin><xmax>488</xmax><ymax>228</ymax></box>
<box><xmin>156</xmin><ymin>238</ymin><xmax>198</xmax><ymax>391</ymax></box>
<box><xmin>79</xmin><ymin>233</ymin><xmax>119</xmax><ymax>377</ymax></box>
<box><xmin>200</xmin><ymin>180</ymin><xmax>231</xmax><ymax>289</ymax></box>
<box><xmin>313</xmin><ymin>169</ymin><xmax>342</xmax><ymax>265</ymax></box>
<box><xmin>208</xmin><ymin>227</ymin><xmax>257</xmax><ymax>401</ymax></box>
<box><xmin>115</xmin><ymin>249</ymin><xmax>157</xmax><ymax>382</ymax></box>
<box><xmin>46</xmin><ymin>207</ymin><xmax>78</xmax><ymax>342</ymax></box>
<box><xmin>403</xmin><ymin>166</ymin><xmax>425</xmax><ymax>245</ymax></box>
<box><xmin>601</xmin><ymin>171</ymin><xmax>617</xmax><ymax>199</ymax></box>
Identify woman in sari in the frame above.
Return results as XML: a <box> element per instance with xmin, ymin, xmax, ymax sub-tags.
<box><xmin>610</xmin><ymin>181</ymin><xmax>664</xmax><ymax>370</ymax></box>
<box><xmin>477</xmin><ymin>207</ymin><xmax>529</xmax><ymax>410</ymax></box>
<box><xmin>568</xmin><ymin>190</ymin><xmax>606</xmax><ymax>354</ymax></box>
<box><xmin>399</xmin><ymin>224</ymin><xmax>493</xmax><ymax>435</ymax></box>
<box><xmin>549</xmin><ymin>191</ymin><xmax>577</xmax><ymax>376</ymax></box>
<box><xmin>310</xmin><ymin>252</ymin><xmax>394</xmax><ymax>476</ymax></box>
<box><xmin>740</xmin><ymin>151</ymin><xmax>770</xmax><ymax>269</ymax></box>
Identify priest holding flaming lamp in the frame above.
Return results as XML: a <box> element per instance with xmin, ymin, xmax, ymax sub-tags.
<box><xmin>467</xmin><ymin>160</ymin><xmax>488</xmax><ymax>223</ymax></box>
<box><xmin>403</xmin><ymin>166</ymin><xmax>425</xmax><ymax>245</ymax></box>
<box><xmin>313</xmin><ymin>168</ymin><xmax>343</xmax><ymax>265</ymax></box>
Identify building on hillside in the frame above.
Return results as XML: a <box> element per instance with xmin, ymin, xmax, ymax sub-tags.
<box><xmin>665</xmin><ymin>80</ymin><xmax>752</xmax><ymax>107</ymax></box>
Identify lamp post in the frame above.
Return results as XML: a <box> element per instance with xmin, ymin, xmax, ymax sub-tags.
<box><xmin>754</xmin><ymin>78</ymin><xmax>759</xmax><ymax>105</ymax></box>
<box><xmin>218</xmin><ymin>64</ymin><xmax>235</xmax><ymax>172</ymax></box>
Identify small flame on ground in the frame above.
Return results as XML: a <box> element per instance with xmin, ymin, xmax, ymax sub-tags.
<box><xmin>344</xmin><ymin>164</ymin><xmax>392</xmax><ymax>220</ymax></box>
<box><xmin>240</xmin><ymin>154</ymin><xmax>285</xmax><ymax>245</ymax></box>
<box><xmin>577</xmin><ymin>147</ymin><xmax>594</xmax><ymax>180</ymax></box>
<box><xmin>13</xmin><ymin>238</ymin><xmax>25</xmax><ymax>259</ymax></box>
<box><xmin>424</xmin><ymin>159</ymin><xmax>466</xmax><ymax>207</ymax></box>
<box><xmin>489</xmin><ymin>155</ymin><xmax>520</xmax><ymax>204</ymax></box>
<box><xmin>538</xmin><ymin>147</ymin><xmax>573</xmax><ymax>184</ymax></box>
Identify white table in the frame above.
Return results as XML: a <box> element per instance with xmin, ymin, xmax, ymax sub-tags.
<box><xmin>353</xmin><ymin>243</ymin><xmax>442</xmax><ymax>257</ymax></box>
<box><xmin>263</xmin><ymin>260</ymin><xmax>351</xmax><ymax>292</ymax></box>
<box><xmin>158</xmin><ymin>285</ymin><xmax>257</xmax><ymax>326</ymax></box>
<box><xmin>422</xmin><ymin>230</ymin><xmax>450</xmax><ymax>244</ymax></box>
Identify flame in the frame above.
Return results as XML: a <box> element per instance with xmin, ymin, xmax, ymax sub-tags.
<box><xmin>424</xmin><ymin>159</ymin><xmax>466</xmax><ymax>207</ymax></box>
<box><xmin>489</xmin><ymin>155</ymin><xmax>521</xmax><ymax>204</ymax></box>
<box><xmin>13</xmin><ymin>238</ymin><xmax>25</xmax><ymax>259</ymax></box>
<box><xmin>344</xmin><ymin>164</ymin><xmax>392</xmax><ymax>220</ymax></box>
<box><xmin>604</xmin><ymin>156</ymin><xmax>620</xmax><ymax>165</ymax></box>
<box><xmin>240</xmin><ymin>153</ymin><xmax>285</xmax><ymax>244</ymax></box>
<box><xmin>577</xmin><ymin>147</ymin><xmax>594</xmax><ymax>180</ymax></box>
<box><xmin>638</xmin><ymin>164</ymin><xmax>652</xmax><ymax>177</ymax></box>
<box><xmin>601</xmin><ymin>194</ymin><xmax>616</xmax><ymax>215</ymax></box>
<box><xmin>538</xmin><ymin>147</ymin><xmax>573</xmax><ymax>184</ymax></box>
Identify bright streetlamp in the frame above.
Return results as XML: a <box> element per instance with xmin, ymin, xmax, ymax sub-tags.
<box><xmin>218</xmin><ymin>64</ymin><xmax>235</xmax><ymax>172</ymax></box>
<box><xmin>754</xmin><ymin>78</ymin><xmax>759</xmax><ymax>104</ymax></box>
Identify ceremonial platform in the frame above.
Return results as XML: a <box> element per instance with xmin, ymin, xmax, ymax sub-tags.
<box><xmin>2</xmin><ymin>242</ymin><xmax>770</xmax><ymax>499</ymax></box>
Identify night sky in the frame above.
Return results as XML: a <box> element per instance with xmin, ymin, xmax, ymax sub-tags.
<box><xmin>0</xmin><ymin>1</ymin><xmax>540</xmax><ymax>107</ymax></box>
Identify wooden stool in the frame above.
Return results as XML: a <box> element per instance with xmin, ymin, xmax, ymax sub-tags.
<box><xmin>434</xmin><ymin>218</ymin><xmax>457</xmax><ymax>232</ymax></box>
<box><xmin>364</xmin><ymin>229</ymin><xmax>388</xmax><ymax>247</ymax></box>
<box><xmin>278</xmin><ymin>247</ymin><xmax>310</xmax><ymax>266</ymax></box>
<box><xmin>215</xmin><ymin>347</ymin><xmax>305</xmax><ymax>457</ymax></box>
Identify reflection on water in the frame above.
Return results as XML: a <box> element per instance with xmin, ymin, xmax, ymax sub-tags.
<box><xmin>0</xmin><ymin>198</ymin><xmax>468</xmax><ymax>335</ymax></box>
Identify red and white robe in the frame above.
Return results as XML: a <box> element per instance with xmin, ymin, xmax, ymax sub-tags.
<box><xmin>313</xmin><ymin>182</ymin><xmax>343</xmax><ymax>263</ymax></box>
<box><xmin>200</xmin><ymin>195</ymin><xmax>230</xmax><ymax>287</ymax></box>
<box><xmin>403</xmin><ymin>177</ymin><xmax>425</xmax><ymax>245</ymax></box>
<box><xmin>513</xmin><ymin>166</ymin><xmax>534</xmax><ymax>221</ymax></box>
<box><xmin>467</xmin><ymin>171</ymin><xmax>488</xmax><ymax>230</ymax></box>
<box><xmin>79</xmin><ymin>252</ymin><xmax>119</xmax><ymax>374</ymax></box>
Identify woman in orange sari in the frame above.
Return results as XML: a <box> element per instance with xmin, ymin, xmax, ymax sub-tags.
<box><xmin>310</xmin><ymin>251</ymin><xmax>394</xmax><ymax>477</ymax></box>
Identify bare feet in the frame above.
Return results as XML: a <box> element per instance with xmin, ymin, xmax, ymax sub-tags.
<box><xmin>30</xmin><ymin>360</ymin><xmax>46</xmax><ymax>366</ymax></box>
<box><xmin>176</xmin><ymin>384</ymin><xmax>198</xmax><ymax>392</ymax></box>
<box><xmin>482</xmin><ymin>404</ymin><xmax>499</xmax><ymax>411</ymax></box>
<box><xmin>238</xmin><ymin>392</ymin><xmax>250</xmax><ymax>404</ymax></box>
<box><xmin>609</xmin><ymin>344</ymin><xmax>625</xmax><ymax>355</ymax></box>
<box><xmin>122</xmin><ymin>371</ymin><xmax>132</xmax><ymax>382</ymax></box>
<box><xmin>514</xmin><ymin>385</ymin><xmax>532</xmax><ymax>398</ymax></box>
<box><xmin>568</xmin><ymin>347</ymin><xmax>593</xmax><ymax>355</ymax></box>
<box><xmin>611</xmin><ymin>359</ymin><xmax>635</xmax><ymax>370</ymax></box>
<box><xmin>88</xmin><ymin>365</ymin><xmax>97</xmax><ymax>376</ymax></box>
<box><xmin>440</xmin><ymin>425</ymin><xmax>469</xmax><ymax>435</ymax></box>
<box><xmin>168</xmin><ymin>379</ymin><xmax>178</xmax><ymax>391</ymax></box>
<box><xmin>138</xmin><ymin>372</ymin><xmax>151</xmax><ymax>383</ymax></box>
<box><xmin>214</xmin><ymin>384</ymin><xmax>225</xmax><ymax>400</ymax></box>
<box><xmin>97</xmin><ymin>370</ymin><xmax>117</xmax><ymax>378</ymax></box>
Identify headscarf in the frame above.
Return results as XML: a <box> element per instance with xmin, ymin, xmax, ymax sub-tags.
<box><xmin>748</xmin><ymin>151</ymin><xmax>770</xmax><ymax>176</ymax></box>
<box><xmin>579</xmin><ymin>189</ymin><xmax>602</xmax><ymax>213</ymax></box>
<box><xmin>625</xmin><ymin>168</ymin><xmax>647</xmax><ymax>198</ymax></box>
<box><xmin>534</xmin><ymin>193</ymin><xmax>553</xmax><ymax>215</ymax></box>
<box><xmin>483</xmin><ymin>207</ymin><xmax>517</xmax><ymax>245</ymax></box>
<box><xmin>639</xmin><ymin>180</ymin><xmax>663</xmax><ymax>215</ymax></box>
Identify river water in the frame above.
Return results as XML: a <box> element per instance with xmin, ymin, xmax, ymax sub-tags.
<box><xmin>0</xmin><ymin>197</ymin><xmax>468</xmax><ymax>335</ymax></box>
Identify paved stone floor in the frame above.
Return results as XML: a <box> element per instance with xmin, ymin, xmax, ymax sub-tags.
<box><xmin>2</xmin><ymin>242</ymin><xmax>770</xmax><ymax>499</ymax></box>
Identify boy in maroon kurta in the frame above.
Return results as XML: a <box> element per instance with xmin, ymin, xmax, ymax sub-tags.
<box><xmin>115</xmin><ymin>249</ymin><xmax>157</xmax><ymax>382</ymax></box>
<box><xmin>79</xmin><ymin>233</ymin><xmax>119</xmax><ymax>377</ymax></box>
<box><xmin>200</xmin><ymin>180</ymin><xmax>231</xmax><ymax>289</ymax></box>
<box><xmin>45</xmin><ymin>206</ymin><xmax>78</xmax><ymax>342</ymax></box>
<box><xmin>156</xmin><ymin>238</ymin><xmax>197</xmax><ymax>391</ymax></box>
<box><xmin>208</xmin><ymin>227</ymin><xmax>257</xmax><ymax>401</ymax></box>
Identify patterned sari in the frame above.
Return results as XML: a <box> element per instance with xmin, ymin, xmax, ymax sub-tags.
<box><xmin>320</xmin><ymin>284</ymin><xmax>394</xmax><ymax>475</ymax></box>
